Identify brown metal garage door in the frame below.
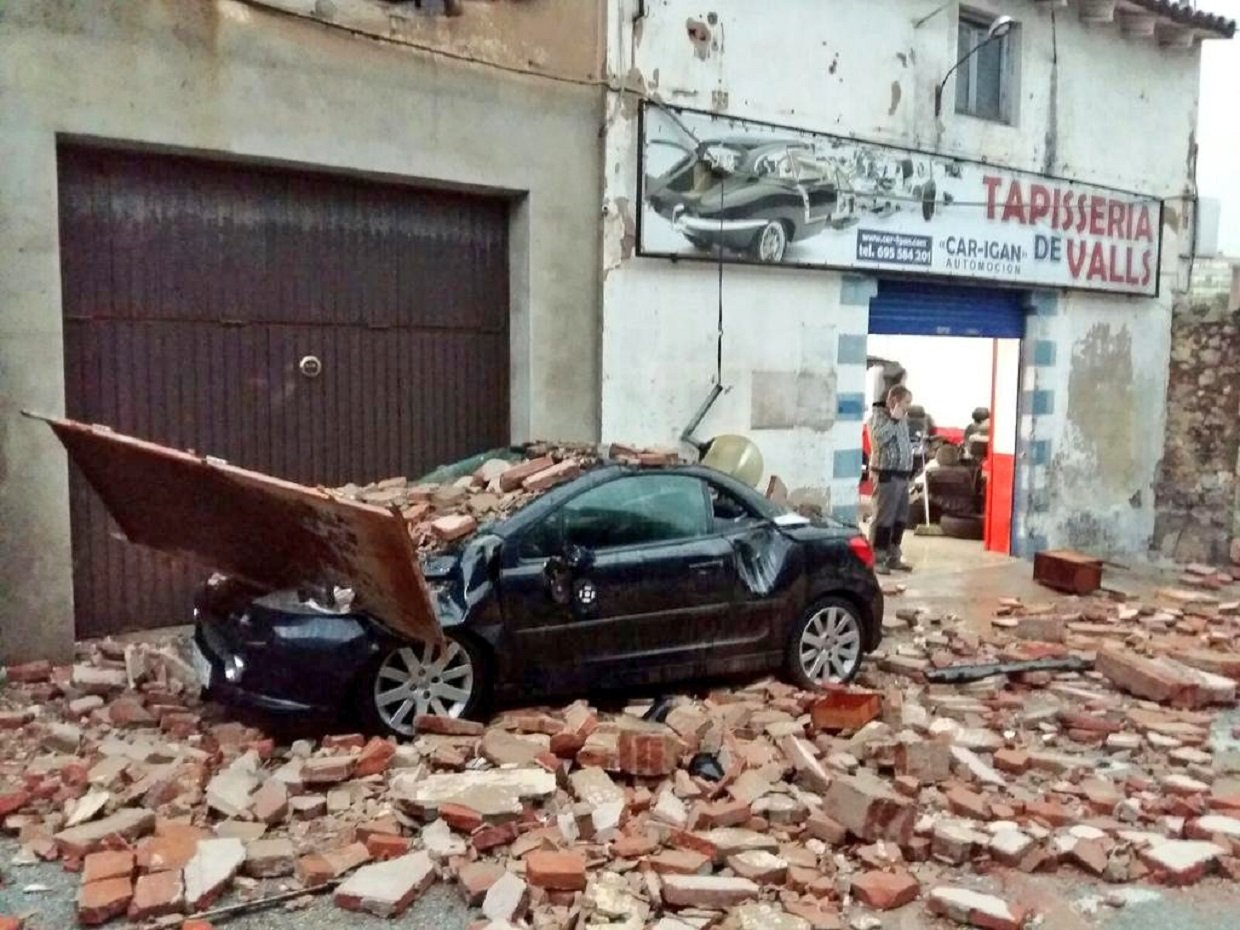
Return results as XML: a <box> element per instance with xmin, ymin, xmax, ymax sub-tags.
<box><xmin>58</xmin><ymin>144</ymin><xmax>510</xmax><ymax>639</ymax></box>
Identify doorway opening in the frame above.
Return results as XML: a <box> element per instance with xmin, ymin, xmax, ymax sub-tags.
<box><xmin>860</xmin><ymin>280</ymin><xmax>1024</xmax><ymax>558</ymax></box>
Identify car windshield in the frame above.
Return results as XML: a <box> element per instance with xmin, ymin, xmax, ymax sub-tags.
<box><xmin>414</xmin><ymin>447</ymin><xmax>525</xmax><ymax>486</ymax></box>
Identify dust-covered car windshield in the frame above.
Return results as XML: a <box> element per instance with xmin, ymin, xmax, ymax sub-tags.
<box><xmin>414</xmin><ymin>448</ymin><xmax>525</xmax><ymax>486</ymax></box>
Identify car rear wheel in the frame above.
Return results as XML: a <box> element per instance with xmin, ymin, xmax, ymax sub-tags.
<box><xmin>752</xmin><ymin>221</ymin><xmax>789</xmax><ymax>262</ymax></box>
<box><xmin>785</xmin><ymin>597</ymin><xmax>865</xmax><ymax>689</ymax></box>
<box><xmin>360</xmin><ymin>631</ymin><xmax>488</xmax><ymax>737</ymax></box>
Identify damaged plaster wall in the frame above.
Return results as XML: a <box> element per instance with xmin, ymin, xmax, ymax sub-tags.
<box><xmin>602</xmin><ymin>0</ymin><xmax>1200</xmax><ymax>551</ymax></box>
<box><xmin>0</xmin><ymin>0</ymin><xmax>604</xmax><ymax>662</ymax></box>
<box><xmin>1152</xmin><ymin>293</ymin><xmax>1240</xmax><ymax>564</ymax></box>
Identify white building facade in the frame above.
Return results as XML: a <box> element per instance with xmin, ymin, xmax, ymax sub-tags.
<box><xmin>599</xmin><ymin>0</ymin><xmax>1233</xmax><ymax>557</ymax></box>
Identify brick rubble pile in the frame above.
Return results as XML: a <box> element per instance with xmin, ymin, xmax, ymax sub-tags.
<box><xmin>3</xmin><ymin>559</ymin><xmax>1240</xmax><ymax>928</ymax></box>
<box><xmin>331</xmin><ymin>443</ymin><xmax>679</xmax><ymax>557</ymax></box>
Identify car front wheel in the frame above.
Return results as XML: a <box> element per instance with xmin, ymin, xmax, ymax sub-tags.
<box><xmin>752</xmin><ymin>220</ymin><xmax>789</xmax><ymax>262</ymax></box>
<box><xmin>784</xmin><ymin>597</ymin><xmax>865</xmax><ymax>689</ymax></box>
<box><xmin>360</xmin><ymin>631</ymin><xmax>488</xmax><ymax>737</ymax></box>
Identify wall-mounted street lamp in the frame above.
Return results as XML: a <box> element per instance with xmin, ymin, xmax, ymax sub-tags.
<box><xmin>934</xmin><ymin>15</ymin><xmax>1014</xmax><ymax>117</ymax></box>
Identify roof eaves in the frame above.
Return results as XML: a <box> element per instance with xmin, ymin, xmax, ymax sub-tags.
<box><xmin>1125</xmin><ymin>0</ymin><xmax>1236</xmax><ymax>38</ymax></box>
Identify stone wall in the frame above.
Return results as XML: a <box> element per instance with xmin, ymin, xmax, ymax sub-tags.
<box><xmin>1153</xmin><ymin>293</ymin><xmax>1240</xmax><ymax>564</ymax></box>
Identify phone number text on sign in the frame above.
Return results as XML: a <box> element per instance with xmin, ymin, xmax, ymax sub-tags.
<box><xmin>856</xmin><ymin>230</ymin><xmax>933</xmax><ymax>267</ymax></box>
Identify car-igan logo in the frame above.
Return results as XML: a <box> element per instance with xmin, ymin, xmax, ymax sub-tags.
<box><xmin>981</xmin><ymin>175</ymin><xmax>1157</xmax><ymax>289</ymax></box>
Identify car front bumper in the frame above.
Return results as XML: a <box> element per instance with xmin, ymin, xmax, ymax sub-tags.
<box><xmin>672</xmin><ymin>206</ymin><xmax>768</xmax><ymax>250</ymax></box>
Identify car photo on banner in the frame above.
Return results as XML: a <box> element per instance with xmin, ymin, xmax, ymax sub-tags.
<box><xmin>638</xmin><ymin>102</ymin><xmax>1161</xmax><ymax>297</ymax></box>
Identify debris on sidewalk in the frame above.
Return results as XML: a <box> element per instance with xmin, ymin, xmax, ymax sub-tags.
<box><xmin>6</xmin><ymin>566</ymin><xmax>1240</xmax><ymax>929</ymax></box>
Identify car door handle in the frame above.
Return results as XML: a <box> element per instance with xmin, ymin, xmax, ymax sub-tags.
<box><xmin>689</xmin><ymin>559</ymin><xmax>725</xmax><ymax>573</ymax></box>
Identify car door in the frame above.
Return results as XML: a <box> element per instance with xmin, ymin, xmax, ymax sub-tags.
<box><xmin>499</xmin><ymin>473</ymin><xmax>738</xmax><ymax>692</ymax></box>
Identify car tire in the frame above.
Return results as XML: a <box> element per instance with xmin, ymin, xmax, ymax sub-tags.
<box><xmin>752</xmin><ymin>221</ymin><xmax>789</xmax><ymax>262</ymax></box>
<box><xmin>355</xmin><ymin>629</ymin><xmax>491</xmax><ymax>737</ymax></box>
<box><xmin>784</xmin><ymin>596</ymin><xmax>866</xmax><ymax>690</ymax></box>
<box><xmin>940</xmin><ymin>513</ymin><xmax>984</xmax><ymax>540</ymax></box>
<box><xmin>921</xmin><ymin>181</ymin><xmax>937</xmax><ymax>221</ymax></box>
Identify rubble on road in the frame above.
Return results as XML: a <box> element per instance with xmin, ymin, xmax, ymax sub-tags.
<box><xmin>8</xmin><ymin>571</ymin><xmax>1240</xmax><ymax>928</ymax></box>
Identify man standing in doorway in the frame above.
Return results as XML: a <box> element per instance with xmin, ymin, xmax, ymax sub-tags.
<box><xmin>868</xmin><ymin>384</ymin><xmax>914</xmax><ymax>575</ymax></box>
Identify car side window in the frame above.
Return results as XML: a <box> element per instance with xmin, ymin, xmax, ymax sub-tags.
<box><xmin>708</xmin><ymin>484</ymin><xmax>763</xmax><ymax>530</ymax></box>
<box><xmin>520</xmin><ymin>475</ymin><xmax>711</xmax><ymax>558</ymax></box>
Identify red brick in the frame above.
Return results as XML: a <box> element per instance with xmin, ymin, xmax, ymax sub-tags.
<box><xmin>136</xmin><ymin>825</ymin><xmax>210</xmax><ymax>873</ymax></box>
<box><xmin>806</xmin><ymin>811</ymin><xmax>848</xmax><ymax>844</ymax></box>
<box><xmin>107</xmin><ymin>697</ymin><xmax>156</xmax><ymax>728</ymax></box>
<box><xmin>431</xmin><ymin>514</ymin><xmax>477</xmax><ymax>542</ymax></box>
<box><xmin>129</xmin><ymin>869</ymin><xmax>185</xmax><ymax>920</ymax></box>
<box><xmin>660</xmin><ymin>874</ymin><xmax>759</xmax><ymax>908</ymax></box>
<box><xmin>499</xmin><ymin>456</ymin><xmax>554</xmax><ymax>492</ymax></box>
<box><xmin>78</xmin><ymin>877</ymin><xmax>133</xmax><ymax>926</ymax></box>
<box><xmin>354</xmin><ymin>737</ymin><xmax>395</xmax><ymax>777</ymax></box>
<box><xmin>617</xmin><ymin>729</ymin><xmax>679</xmax><ymax>777</ymax></box>
<box><xmin>415</xmin><ymin>715</ymin><xmax>485</xmax><ymax>737</ymax></box>
<box><xmin>251</xmin><ymin>779</ymin><xmax>289</xmax><ymax>825</ymax></box>
<box><xmin>1025</xmin><ymin>799</ymin><xmax>1074</xmax><ymax>828</ymax></box>
<box><xmin>646</xmin><ymin>849</ymin><xmax>711</xmax><ymax>876</ymax></box>
<box><xmin>810</xmin><ymin>689</ymin><xmax>882</xmax><ymax>732</ymax></box>
<box><xmin>946</xmin><ymin>787</ymin><xmax>991</xmax><ymax>821</ymax></box>
<box><xmin>294</xmin><ymin>843</ymin><xmax>371</xmax><ymax>887</ymax></box>
<box><xmin>820</xmin><ymin>773</ymin><xmax>915</xmax><ymax>844</ymax></box>
<box><xmin>894</xmin><ymin>741</ymin><xmax>952</xmax><ymax>784</ymax></box>
<box><xmin>182</xmin><ymin>922</ymin><xmax>213</xmax><ymax>930</ymax></box>
<box><xmin>82</xmin><ymin>850</ymin><xmax>134</xmax><ymax>884</ymax></box>
<box><xmin>0</xmin><ymin>917</ymin><xmax>25</xmax><ymax>930</ymax></box>
<box><xmin>457</xmin><ymin>861</ymin><xmax>506</xmax><ymax>906</ymax></box>
<box><xmin>611</xmin><ymin>832</ymin><xmax>659</xmax><ymax>858</ymax></box>
<box><xmin>439</xmin><ymin>803</ymin><xmax>485</xmax><ymax>833</ymax></box>
<box><xmin>0</xmin><ymin>791</ymin><xmax>30</xmax><ymax>817</ymax></box>
<box><xmin>852</xmin><ymin>870</ymin><xmax>919</xmax><ymax>910</ymax></box>
<box><xmin>365</xmin><ymin>834</ymin><xmax>411</xmax><ymax>860</ymax></box>
<box><xmin>522</xmin><ymin>460</ymin><xmax>581</xmax><ymax>493</ymax></box>
<box><xmin>993</xmin><ymin>749</ymin><xmax>1030</xmax><ymax>775</ymax></box>
<box><xmin>698</xmin><ymin>798</ymin><xmax>751</xmax><ymax>829</ymax></box>
<box><xmin>670</xmin><ymin>830</ymin><xmax>719</xmax><ymax>861</ymax></box>
<box><xmin>1097</xmin><ymin>647</ymin><xmax>1234</xmax><ymax>709</ymax></box>
<box><xmin>525</xmin><ymin>851</ymin><xmax>587</xmax><ymax>891</ymax></box>
<box><xmin>472</xmin><ymin>822</ymin><xmax>519</xmax><ymax>852</ymax></box>
<box><xmin>6</xmin><ymin>660</ymin><xmax>51</xmax><ymax>683</ymax></box>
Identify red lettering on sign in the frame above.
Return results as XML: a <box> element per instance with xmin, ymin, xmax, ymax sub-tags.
<box><xmin>1067</xmin><ymin>240</ymin><xmax>1087</xmax><ymax>278</ymax></box>
<box><xmin>1141</xmin><ymin>250</ymin><xmax>1152</xmax><ymax>287</ymax></box>
<box><xmin>1089</xmin><ymin>196</ymin><xmax>1106</xmax><ymax>236</ymax></box>
<box><xmin>1002</xmin><ymin>181</ymin><xmax>1026</xmax><ymax>223</ymax></box>
<box><xmin>983</xmin><ymin>176</ymin><xmax>1004</xmax><ymax>220</ymax></box>
<box><xmin>1087</xmin><ymin>242</ymin><xmax>1108</xmax><ymax>280</ymax></box>
<box><xmin>1029</xmin><ymin>184</ymin><xmax>1051</xmax><ymax>225</ymax></box>
<box><xmin>1076</xmin><ymin>195</ymin><xmax>1090</xmax><ymax>234</ymax></box>
<box><xmin>1135</xmin><ymin>206</ymin><xmax>1153</xmax><ymax>242</ymax></box>
<box><xmin>1107</xmin><ymin>202</ymin><xmax>1125</xmax><ymax>239</ymax></box>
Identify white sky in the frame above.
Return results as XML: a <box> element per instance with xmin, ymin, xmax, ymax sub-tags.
<box><xmin>1197</xmin><ymin>0</ymin><xmax>1240</xmax><ymax>254</ymax></box>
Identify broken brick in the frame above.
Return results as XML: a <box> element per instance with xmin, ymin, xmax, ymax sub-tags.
<box><xmin>852</xmin><ymin>870</ymin><xmax>919</xmax><ymax>910</ymax></box>
<box><xmin>928</xmin><ymin>886</ymin><xmax>1028</xmax><ymax>930</ymax></box>
<box><xmin>458</xmin><ymin>861</ymin><xmax>506</xmax><ymax>906</ymax></box>
<box><xmin>617</xmin><ymin>728</ymin><xmax>679</xmax><ymax>777</ymax></box>
<box><xmin>895</xmin><ymin>741</ymin><xmax>952</xmax><ymax>784</ymax></box>
<box><xmin>661</xmin><ymin>874</ymin><xmax>759</xmax><ymax>909</ymax></box>
<box><xmin>523</xmin><ymin>460</ymin><xmax>582</xmax><ymax>493</ymax></box>
<box><xmin>6</xmin><ymin>660</ymin><xmax>51</xmax><ymax>683</ymax></box>
<box><xmin>526</xmin><ymin>851</ymin><xmax>587</xmax><ymax>891</ymax></box>
<box><xmin>354</xmin><ymin>737</ymin><xmax>396</xmax><ymax>777</ymax></box>
<box><xmin>499</xmin><ymin>456</ymin><xmax>555</xmax><ymax>492</ymax></box>
<box><xmin>946</xmin><ymin>786</ymin><xmax>991</xmax><ymax>821</ymax></box>
<box><xmin>82</xmin><ymin>850</ymin><xmax>134</xmax><ymax>885</ymax></box>
<box><xmin>365</xmin><ymin>833</ymin><xmax>411</xmax><ymax>861</ymax></box>
<box><xmin>416</xmin><ymin>715</ymin><xmax>486</xmax><ymax>737</ymax></box>
<box><xmin>78</xmin><ymin>877</ymin><xmax>133</xmax><ymax>926</ymax></box>
<box><xmin>821</xmin><ymin>772</ymin><xmax>915</xmax><ymax>844</ymax></box>
<box><xmin>334</xmin><ymin>851</ymin><xmax>436</xmax><ymax>918</ymax></box>
<box><xmin>129</xmin><ymin>869</ymin><xmax>185</xmax><ymax>921</ymax></box>
<box><xmin>432</xmin><ymin>514</ymin><xmax>477</xmax><ymax>542</ymax></box>
<box><xmin>993</xmin><ymin>749</ymin><xmax>1030</xmax><ymax>775</ymax></box>
<box><xmin>810</xmin><ymin>689</ymin><xmax>882</xmax><ymax>732</ymax></box>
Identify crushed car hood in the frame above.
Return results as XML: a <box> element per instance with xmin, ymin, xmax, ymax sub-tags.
<box><xmin>35</xmin><ymin>415</ymin><xmax>442</xmax><ymax>645</ymax></box>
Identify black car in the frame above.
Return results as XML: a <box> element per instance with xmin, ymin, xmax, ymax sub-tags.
<box><xmin>191</xmin><ymin>457</ymin><xmax>884</xmax><ymax>736</ymax></box>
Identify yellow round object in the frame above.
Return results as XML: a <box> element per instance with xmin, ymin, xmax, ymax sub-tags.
<box><xmin>701</xmin><ymin>434</ymin><xmax>764</xmax><ymax>487</ymax></box>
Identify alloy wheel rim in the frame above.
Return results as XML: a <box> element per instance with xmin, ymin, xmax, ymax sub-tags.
<box><xmin>374</xmin><ymin>640</ymin><xmax>475</xmax><ymax>735</ymax></box>
<box><xmin>799</xmin><ymin>606</ymin><xmax>862</xmax><ymax>684</ymax></box>
<box><xmin>760</xmin><ymin>223</ymin><xmax>786</xmax><ymax>261</ymax></box>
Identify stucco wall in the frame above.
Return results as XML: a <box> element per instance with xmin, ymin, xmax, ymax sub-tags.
<box><xmin>0</xmin><ymin>0</ymin><xmax>604</xmax><ymax>661</ymax></box>
<box><xmin>601</xmin><ymin>0</ymin><xmax>1200</xmax><ymax>553</ymax></box>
